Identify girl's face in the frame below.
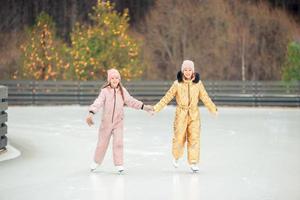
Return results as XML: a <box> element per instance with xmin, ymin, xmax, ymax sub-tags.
<box><xmin>183</xmin><ymin>68</ymin><xmax>193</xmax><ymax>80</ymax></box>
<box><xmin>110</xmin><ymin>76</ymin><xmax>120</xmax><ymax>88</ymax></box>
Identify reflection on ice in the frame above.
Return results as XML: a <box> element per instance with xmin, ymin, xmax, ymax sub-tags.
<box><xmin>90</xmin><ymin>174</ymin><xmax>125</xmax><ymax>200</ymax></box>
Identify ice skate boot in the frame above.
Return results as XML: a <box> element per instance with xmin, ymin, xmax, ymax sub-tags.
<box><xmin>173</xmin><ymin>158</ymin><xmax>179</xmax><ymax>168</ymax></box>
<box><xmin>190</xmin><ymin>164</ymin><xmax>199</xmax><ymax>173</ymax></box>
<box><xmin>90</xmin><ymin>161</ymin><xmax>100</xmax><ymax>172</ymax></box>
<box><xmin>116</xmin><ymin>165</ymin><xmax>124</xmax><ymax>174</ymax></box>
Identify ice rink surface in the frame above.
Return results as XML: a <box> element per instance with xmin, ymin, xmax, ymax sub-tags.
<box><xmin>0</xmin><ymin>106</ymin><xmax>299</xmax><ymax>200</ymax></box>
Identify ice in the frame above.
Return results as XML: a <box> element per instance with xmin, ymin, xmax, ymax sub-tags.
<box><xmin>0</xmin><ymin>145</ymin><xmax>20</xmax><ymax>162</ymax></box>
<box><xmin>0</xmin><ymin>106</ymin><xmax>300</xmax><ymax>200</ymax></box>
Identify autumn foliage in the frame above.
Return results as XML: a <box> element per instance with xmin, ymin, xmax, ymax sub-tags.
<box><xmin>0</xmin><ymin>0</ymin><xmax>299</xmax><ymax>81</ymax></box>
<box><xmin>18</xmin><ymin>1</ymin><xmax>142</xmax><ymax>81</ymax></box>
<box><xmin>18</xmin><ymin>12</ymin><xmax>69</xmax><ymax>80</ymax></box>
<box><xmin>142</xmin><ymin>0</ymin><xmax>299</xmax><ymax>80</ymax></box>
<box><xmin>69</xmin><ymin>1</ymin><xmax>142</xmax><ymax>81</ymax></box>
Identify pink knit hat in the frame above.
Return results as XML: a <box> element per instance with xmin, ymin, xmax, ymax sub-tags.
<box><xmin>107</xmin><ymin>69</ymin><xmax>121</xmax><ymax>81</ymax></box>
<box><xmin>181</xmin><ymin>60</ymin><xmax>195</xmax><ymax>72</ymax></box>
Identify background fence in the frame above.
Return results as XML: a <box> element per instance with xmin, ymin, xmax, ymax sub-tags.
<box><xmin>0</xmin><ymin>85</ymin><xmax>8</xmax><ymax>152</ymax></box>
<box><xmin>0</xmin><ymin>80</ymin><xmax>299</xmax><ymax>107</ymax></box>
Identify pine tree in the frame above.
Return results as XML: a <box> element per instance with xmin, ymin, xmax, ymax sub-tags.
<box><xmin>70</xmin><ymin>0</ymin><xmax>143</xmax><ymax>81</ymax></box>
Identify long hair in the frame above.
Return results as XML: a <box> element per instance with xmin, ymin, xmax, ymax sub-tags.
<box><xmin>102</xmin><ymin>81</ymin><xmax>125</xmax><ymax>102</ymax></box>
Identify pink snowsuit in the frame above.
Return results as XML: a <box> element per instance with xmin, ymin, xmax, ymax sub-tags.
<box><xmin>89</xmin><ymin>85</ymin><xmax>143</xmax><ymax>166</ymax></box>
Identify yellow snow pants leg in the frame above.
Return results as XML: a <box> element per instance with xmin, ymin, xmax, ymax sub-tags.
<box><xmin>187</xmin><ymin>118</ymin><xmax>200</xmax><ymax>164</ymax></box>
<box><xmin>172</xmin><ymin>115</ymin><xmax>188</xmax><ymax>160</ymax></box>
<box><xmin>172</xmin><ymin>115</ymin><xmax>200</xmax><ymax>164</ymax></box>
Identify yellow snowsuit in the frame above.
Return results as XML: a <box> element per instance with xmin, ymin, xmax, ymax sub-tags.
<box><xmin>154</xmin><ymin>79</ymin><xmax>217</xmax><ymax>164</ymax></box>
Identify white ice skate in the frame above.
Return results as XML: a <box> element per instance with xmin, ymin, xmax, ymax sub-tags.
<box><xmin>116</xmin><ymin>165</ymin><xmax>124</xmax><ymax>174</ymax></box>
<box><xmin>190</xmin><ymin>164</ymin><xmax>199</xmax><ymax>173</ymax></box>
<box><xmin>173</xmin><ymin>158</ymin><xmax>179</xmax><ymax>168</ymax></box>
<box><xmin>90</xmin><ymin>161</ymin><xmax>100</xmax><ymax>172</ymax></box>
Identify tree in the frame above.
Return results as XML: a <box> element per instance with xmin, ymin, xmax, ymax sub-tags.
<box><xmin>142</xmin><ymin>0</ymin><xmax>243</xmax><ymax>80</ymax></box>
<box><xmin>69</xmin><ymin>0</ymin><xmax>143</xmax><ymax>81</ymax></box>
<box><xmin>282</xmin><ymin>42</ymin><xmax>300</xmax><ymax>81</ymax></box>
<box><xmin>19</xmin><ymin>12</ymin><xmax>70</xmax><ymax>80</ymax></box>
<box><xmin>142</xmin><ymin>0</ymin><xmax>297</xmax><ymax>80</ymax></box>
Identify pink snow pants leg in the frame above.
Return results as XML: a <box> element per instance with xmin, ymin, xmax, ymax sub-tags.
<box><xmin>112</xmin><ymin>121</ymin><xmax>124</xmax><ymax>166</ymax></box>
<box><xmin>94</xmin><ymin>120</ymin><xmax>124</xmax><ymax>166</ymax></box>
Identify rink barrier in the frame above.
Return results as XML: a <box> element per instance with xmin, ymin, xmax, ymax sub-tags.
<box><xmin>0</xmin><ymin>80</ymin><xmax>299</xmax><ymax>107</ymax></box>
<box><xmin>0</xmin><ymin>85</ymin><xmax>8</xmax><ymax>150</ymax></box>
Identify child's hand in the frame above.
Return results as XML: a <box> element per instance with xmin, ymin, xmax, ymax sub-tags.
<box><xmin>86</xmin><ymin>113</ymin><xmax>94</xmax><ymax>126</ymax></box>
<box><xmin>143</xmin><ymin>105</ymin><xmax>155</xmax><ymax>116</ymax></box>
<box><xmin>144</xmin><ymin>105</ymin><xmax>154</xmax><ymax>112</ymax></box>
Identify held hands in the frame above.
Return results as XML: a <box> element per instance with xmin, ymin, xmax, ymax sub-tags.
<box><xmin>143</xmin><ymin>105</ymin><xmax>155</xmax><ymax>115</ymax></box>
<box><xmin>86</xmin><ymin>113</ymin><xmax>94</xmax><ymax>126</ymax></box>
<box><xmin>143</xmin><ymin>105</ymin><xmax>154</xmax><ymax>112</ymax></box>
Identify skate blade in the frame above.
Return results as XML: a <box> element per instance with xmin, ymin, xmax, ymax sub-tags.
<box><xmin>90</xmin><ymin>168</ymin><xmax>99</xmax><ymax>173</ymax></box>
<box><xmin>118</xmin><ymin>170</ymin><xmax>124</xmax><ymax>175</ymax></box>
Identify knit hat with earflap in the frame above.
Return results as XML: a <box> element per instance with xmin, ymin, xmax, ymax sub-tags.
<box><xmin>107</xmin><ymin>69</ymin><xmax>121</xmax><ymax>81</ymax></box>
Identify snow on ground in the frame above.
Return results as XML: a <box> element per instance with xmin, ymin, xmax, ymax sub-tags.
<box><xmin>0</xmin><ymin>106</ymin><xmax>299</xmax><ymax>200</ymax></box>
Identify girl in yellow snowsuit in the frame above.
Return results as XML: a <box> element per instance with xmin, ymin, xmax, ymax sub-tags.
<box><xmin>153</xmin><ymin>60</ymin><xmax>218</xmax><ymax>172</ymax></box>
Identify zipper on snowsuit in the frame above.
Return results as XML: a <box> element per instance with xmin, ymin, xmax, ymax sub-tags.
<box><xmin>112</xmin><ymin>88</ymin><xmax>116</xmax><ymax>123</ymax></box>
<box><xmin>188</xmin><ymin>82</ymin><xmax>190</xmax><ymax>115</ymax></box>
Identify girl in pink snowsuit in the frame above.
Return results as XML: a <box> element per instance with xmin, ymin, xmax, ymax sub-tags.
<box><xmin>86</xmin><ymin>69</ymin><xmax>152</xmax><ymax>173</ymax></box>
